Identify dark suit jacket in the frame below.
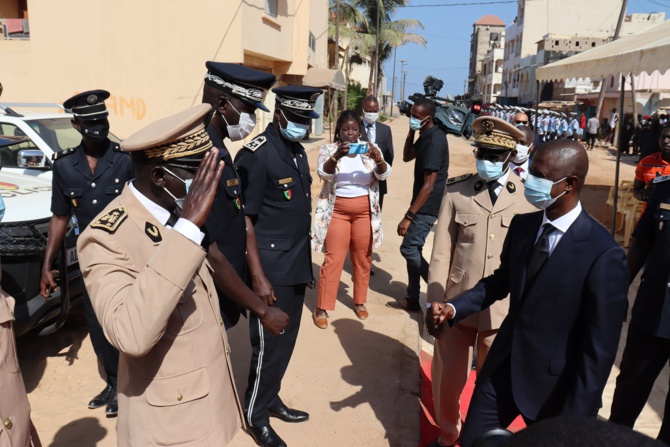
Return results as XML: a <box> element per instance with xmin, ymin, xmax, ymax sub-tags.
<box><xmin>361</xmin><ymin>121</ymin><xmax>394</xmax><ymax>196</ymax></box>
<box><xmin>450</xmin><ymin>209</ymin><xmax>628</xmax><ymax>420</ymax></box>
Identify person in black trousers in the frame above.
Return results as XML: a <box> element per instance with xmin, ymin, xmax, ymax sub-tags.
<box><xmin>610</xmin><ymin>171</ymin><xmax>670</xmax><ymax>445</ymax></box>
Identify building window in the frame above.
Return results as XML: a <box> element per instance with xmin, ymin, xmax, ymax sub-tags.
<box><xmin>265</xmin><ymin>0</ymin><xmax>278</xmax><ymax>18</ymax></box>
<box><xmin>309</xmin><ymin>31</ymin><xmax>316</xmax><ymax>51</ymax></box>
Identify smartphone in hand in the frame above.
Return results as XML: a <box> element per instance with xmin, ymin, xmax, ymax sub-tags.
<box><xmin>348</xmin><ymin>143</ymin><xmax>368</xmax><ymax>154</ymax></box>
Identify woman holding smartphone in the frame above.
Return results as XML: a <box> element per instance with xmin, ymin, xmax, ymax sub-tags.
<box><xmin>311</xmin><ymin>110</ymin><xmax>391</xmax><ymax>329</ymax></box>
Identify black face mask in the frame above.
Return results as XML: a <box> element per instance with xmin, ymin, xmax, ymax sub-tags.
<box><xmin>78</xmin><ymin>123</ymin><xmax>110</xmax><ymax>142</ymax></box>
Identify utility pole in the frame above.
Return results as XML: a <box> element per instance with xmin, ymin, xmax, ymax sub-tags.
<box><xmin>399</xmin><ymin>60</ymin><xmax>407</xmax><ymax>101</ymax></box>
<box><xmin>375</xmin><ymin>0</ymin><xmax>381</xmax><ymax>98</ymax></box>
<box><xmin>390</xmin><ymin>46</ymin><xmax>397</xmax><ymax>117</ymax></box>
<box><xmin>595</xmin><ymin>0</ymin><xmax>628</xmax><ymax>122</ymax></box>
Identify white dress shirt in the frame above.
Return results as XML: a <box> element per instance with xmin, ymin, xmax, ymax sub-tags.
<box><xmin>365</xmin><ymin>122</ymin><xmax>376</xmax><ymax>144</ymax></box>
<box><xmin>510</xmin><ymin>160</ymin><xmax>529</xmax><ymax>180</ymax></box>
<box><xmin>129</xmin><ymin>181</ymin><xmax>204</xmax><ymax>245</ymax></box>
<box><xmin>535</xmin><ymin>201</ymin><xmax>582</xmax><ymax>256</ymax></box>
<box><xmin>490</xmin><ymin>169</ymin><xmax>511</xmax><ymax>197</ymax></box>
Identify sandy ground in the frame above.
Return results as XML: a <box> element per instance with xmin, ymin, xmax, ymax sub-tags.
<box><xmin>16</xmin><ymin>116</ymin><xmax>666</xmax><ymax>446</ymax></box>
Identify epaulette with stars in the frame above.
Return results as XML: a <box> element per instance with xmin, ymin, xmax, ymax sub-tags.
<box><xmin>52</xmin><ymin>147</ymin><xmax>77</xmax><ymax>161</ymax></box>
<box><xmin>243</xmin><ymin>136</ymin><xmax>267</xmax><ymax>152</ymax></box>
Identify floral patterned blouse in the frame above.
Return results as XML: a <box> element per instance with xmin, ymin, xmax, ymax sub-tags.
<box><xmin>311</xmin><ymin>142</ymin><xmax>392</xmax><ymax>253</ymax></box>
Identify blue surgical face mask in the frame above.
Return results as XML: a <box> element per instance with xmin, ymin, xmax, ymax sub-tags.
<box><xmin>0</xmin><ymin>196</ymin><xmax>5</xmax><ymax>222</ymax></box>
<box><xmin>409</xmin><ymin>116</ymin><xmax>427</xmax><ymax>131</ymax></box>
<box><xmin>162</xmin><ymin>167</ymin><xmax>193</xmax><ymax>210</ymax></box>
<box><xmin>280</xmin><ymin>110</ymin><xmax>310</xmax><ymax>142</ymax></box>
<box><xmin>524</xmin><ymin>174</ymin><xmax>567</xmax><ymax>210</ymax></box>
<box><xmin>475</xmin><ymin>152</ymin><xmax>511</xmax><ymax>182</ymax></box>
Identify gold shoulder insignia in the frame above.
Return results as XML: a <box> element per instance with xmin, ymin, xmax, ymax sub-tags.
<box><xmin>447</xmin><ymin>173</ymin><xmax>473</xmax><ymax>186</ymax></box>
<box><xmin>145</xmin><ymin>222</ymin><xmax>162</xmax><ymax>242</ymax></box>
<box><xmin>243</xmin><ymin>136</ymin><xmax>267</xmax><ymax>152</ymax></box>
<box><xmin>90</xmin><ymin>207</ymin><xmax>128</xmax><ymax>233</ymax></box>
<box><xmin>52</xmin><ymin>147</ymin><xmax>76</xmax><ymax>161</ymax></box>
<box><xmin>660</xmin><ymin>203</ymin><xmax>670</xmax><ymax>211</ymax></box>
<box><xmin>506</xmin><ymin>181</ymin><xmax>516</xmax><ymax>193</ymax></box>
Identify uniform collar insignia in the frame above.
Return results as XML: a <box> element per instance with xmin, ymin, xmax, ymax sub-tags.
<box><xmin>145</xmin><ymin>222</ymin><xmax>162</xmax><ymax>242</ymax></box>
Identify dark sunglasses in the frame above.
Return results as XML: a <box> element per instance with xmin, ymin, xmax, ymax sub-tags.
<box><xmin>515</xmin><ymin>120</ymin><xmax>528</xmax><ymax>125</ymax></box>
<box><xmin>473</xmin><ymin>148</ymin><xmax>510</xmax><ymax>162</ymax></box>
<box><xmin>164</xmin><ymin>163</ymin><xmax>198</xmax><ymax>175</ymax></box>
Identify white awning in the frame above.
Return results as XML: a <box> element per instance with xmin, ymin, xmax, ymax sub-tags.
<box><xmin>536</xmin><ymin>20</ymin><xmax>670</xmax><ymax>82</ymax></box>
<box><xmin>302</xmin><ymin>68</ymin><xmax>346</xmax><ymax>91</ymax></box>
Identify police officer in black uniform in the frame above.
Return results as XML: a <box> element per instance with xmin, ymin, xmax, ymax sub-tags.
<box><xmin>610</xmin><ymin>173</ymin><xmax>670</xmax><ymax>444</ymax></box>
<box><xmin>39</xmin><ymin>90</ymin><xmax>133</xmax><ymax>417</ymax></box>
<box><xmin>235</xmin><ymin>86</ymin><xmax>322</xmax><ymax>447</ymax></box>
<box><xmin>201</xmin><ymin>62</ymin><xmax>288</xmax><ymax>335</ymax></box>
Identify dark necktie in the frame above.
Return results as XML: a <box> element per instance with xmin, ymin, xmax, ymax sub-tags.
<box><xmin>166</xmin><ymin>212</ymin><xmax>179</xmax><ymax>227</ymax></box>
<box><xmin>488</xmin><ymin>181</ymin><xmax>498</xmax><ymax>205</ymax></box>
<box><xmin>526</xmin><ymin>224</ymin><xmax>556</xmax><ymax>286</ymax></box>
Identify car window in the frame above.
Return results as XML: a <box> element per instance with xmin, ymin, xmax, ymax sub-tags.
<box><xmin>26</xmin><ymin>118</ymin><xmax>121</xmax><ymax>152</ymax></box>
<box><xmin>26</xmin><ymin>118</ymin><xmax>80</xmax><ymax>153</ymax></box>
<box><xmin>0</xmin><ymin>123</ymin><xmax>39</xmax><ymax>167</ymax></box>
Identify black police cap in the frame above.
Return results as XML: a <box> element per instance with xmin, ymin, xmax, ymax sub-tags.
<box><xmin>204</xmin><ymin>62</ymin><xmax>276</xmax><ymax>113</ymax></box>
<box><xmin>273</xmin><ymin>86</ymin><xmax>322</xmax><ymax>119</ymax></box>
<box><xmin>63</xmin><ymin>89</ymin><xmax>110</xmax><ymax>120</ymax></box>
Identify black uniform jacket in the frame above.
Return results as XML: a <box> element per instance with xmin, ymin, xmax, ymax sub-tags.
<box><xmin>234</xmin><ymin>123</ymin><xmax>313</xmax><ymax>287</ymax></box>
<box><xmin>51</xmin><ymin>140</ymin><xmax>134</xmax><ymax>230</ymax></box>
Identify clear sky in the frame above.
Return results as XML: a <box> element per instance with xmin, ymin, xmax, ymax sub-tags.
<box><xmin>383</xmin><ymin>0</ymin><xmax>670</xmax><ymax>102</ymax></box>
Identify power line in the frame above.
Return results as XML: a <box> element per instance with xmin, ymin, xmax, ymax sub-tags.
<box><xmin>404</xmin><ymin>0</ymin><xmax>533</xmax><ymax>7</ymax></box>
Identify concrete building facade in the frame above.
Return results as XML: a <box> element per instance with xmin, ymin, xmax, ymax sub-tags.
<box><xmin>0</xmin><ymin>0</ymin><xmax>329</xmax><ymax>138</ymax></box>
<box><xmin>468</xmin><ymin>15</ymin><xmax>506</xmax><ymax>99</ymax></box>
<box><xmin>477</xmin><ymin>40</ymin><xmax>505</xmax><ymax>104</ymax></box>
<box><xmin>499</xmin><ymin>0</ymin><xmax>664</xmax><ymax>107</ymax></box>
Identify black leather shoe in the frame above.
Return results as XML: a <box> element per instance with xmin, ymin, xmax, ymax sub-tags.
<box><xmin>88</xmin><ymin>384</ymin><xmax>115</xmax><ymax>409</ymax></box>
<box><xmin>269</xmin><ymin>403</ymin><xmax>309</xmax><ymax>423</ymax></box>
<box><xmin>105</xmin><ymin>389</ymin><xmax>118</xmax><ymax>418</ymax></box>
<box><xmin>247</xmin><ymin>424</ymin><xmax>287</xmax><ymax>447</ymax></box>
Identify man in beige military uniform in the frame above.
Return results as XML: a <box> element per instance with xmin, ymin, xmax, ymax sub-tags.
<box><xmin>425</xmin><ymin>117</ymin><xmax>535</xmax><ymax>447</ymax></box>
<box><xmin>0</xmin><ymin>132</ymin><xmax>41</xmax><ymax>447</ymax></box>
<box><xmin>77</xmin><ymin>104</ymin><xmax>243</xmax><ymax>446</ymax></box>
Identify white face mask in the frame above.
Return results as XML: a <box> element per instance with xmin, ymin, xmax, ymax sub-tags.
<box><xmin>514</xmin><ymin>143</ymin><xmax>531</xmax><ymax>163</ymax></box>
<box><xmin>222</xmin><ymin>99</ymin><xmax>256</xmax><ymax>141</ymax></box>
<box><xmin>363</xmin><ymin>112</ymin><xmax>379</xmax><ymax>125</ymax></box>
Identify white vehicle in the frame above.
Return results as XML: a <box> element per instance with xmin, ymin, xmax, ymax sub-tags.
<box><xmin>0</xmin><ymin>104</ymin><xmax>119</xmax><ymax>335</ymax></box>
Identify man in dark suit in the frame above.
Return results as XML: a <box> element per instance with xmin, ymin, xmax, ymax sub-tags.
<box><xmin>360</xmin><ymin>95</ymin><xmax>394</xmax><ymax>209</ymax></box>
<box><xmin>609</xmin><ymin>171</ymin><xmax>670</xmax><ymax>445</ymax></box>
<box><xmin>429</xmin><ymin>140</ymin><xmax>629</xmax><ymax>447</ymax></box>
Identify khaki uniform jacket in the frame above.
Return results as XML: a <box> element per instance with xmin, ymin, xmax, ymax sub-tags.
<box><xmin>77</xmin><ymin>187</ymin><xmax>243</xmax><ymax>447</ymax></box>
<box><xmin>427</xmin><ymin>173</ymin><xmax>536</xmax><ymax>330</ymax></box>
<box><xmin>0</xmin><ymin>291</ymin><xmax>41</xmax><ymax>447</ymax></box>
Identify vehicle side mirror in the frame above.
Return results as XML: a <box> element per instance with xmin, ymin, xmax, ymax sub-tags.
<box><xmin>17</xmin><ymin>149</ymin><xmax>45</xmax><ymax>168</ymax></box>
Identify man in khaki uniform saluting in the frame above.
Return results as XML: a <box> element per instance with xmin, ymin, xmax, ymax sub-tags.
<box><xmin>77</xmin><ymin>104</ymin><xmax>243</xmax><ymax>446</ymax></box>
<box><xmin>425</xmin><ymin>117</ymin><xmax>535</xmax><ymax>447</ymax></box>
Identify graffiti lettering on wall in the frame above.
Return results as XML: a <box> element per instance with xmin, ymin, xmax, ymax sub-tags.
<box><xmin>69</xmin><ymin>93</ymin><xmax>147</xmax><ymax>120</ymax></box>
<box><xmin>105</xmin><ymin>95</ymin><xmax>147</xmax><ymax>120</ymax></box>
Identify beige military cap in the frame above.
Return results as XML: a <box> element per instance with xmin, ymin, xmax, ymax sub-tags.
<box><xmin>121</xmin><ymin>104</ymin><xmax>214</xmax><ymax>162</ymax></box>
<box><xmin>472</xmin><ymin>116</ymin><xmax>524</xmax><ymax>151</ymax></box>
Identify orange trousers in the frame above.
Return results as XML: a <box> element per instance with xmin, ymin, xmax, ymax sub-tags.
<box><xmin>317</xmin><ymin>195</ymin><xmax>372</xmax><ymax>310</ymax></box>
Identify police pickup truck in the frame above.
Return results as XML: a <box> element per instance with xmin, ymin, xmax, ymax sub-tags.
<box><xmin>0</xmin><ymin>103</ymin><xmax>108</xmax><ymax>336</ymax></box>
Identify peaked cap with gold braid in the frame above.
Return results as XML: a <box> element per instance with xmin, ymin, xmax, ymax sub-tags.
<box><xmin>472</xmin><ymin>116</ymin><xmax>524</xmax><ymax>151</ymax></box>
<box><xmin>120</xmin><ymin>104</ymin><xmax>213</xmax><ymax>162</ymax></box>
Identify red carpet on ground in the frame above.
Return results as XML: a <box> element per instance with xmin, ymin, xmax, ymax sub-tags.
<box><xmin>419</xmin><ymin>350</ymin><xmax>526</xmax><ymax>447</ymax></box>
